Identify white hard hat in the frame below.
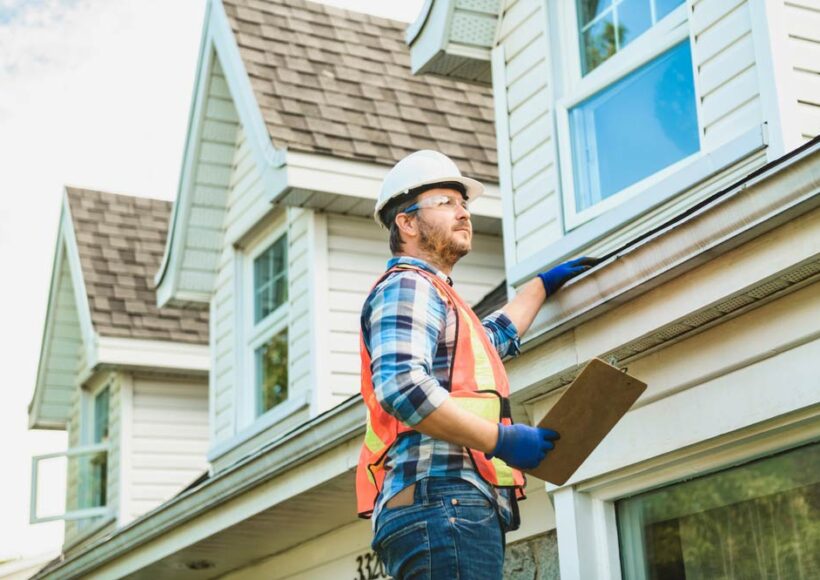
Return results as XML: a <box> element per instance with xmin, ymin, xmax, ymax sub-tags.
<box><xmin>374</xmin><ymin>150</ymin><xmax>484</xmax><ymax>227</ymax></box>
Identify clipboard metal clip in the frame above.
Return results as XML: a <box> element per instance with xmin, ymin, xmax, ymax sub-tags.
<box><xmin>606</xmin><ymin>354</ymin><xmax>628</xmax><ymax>374</ymax></box>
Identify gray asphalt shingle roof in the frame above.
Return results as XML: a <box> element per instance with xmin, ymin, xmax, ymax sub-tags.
<box><xmin>66</xmin><ymin>187</ymin><xmax>209</xmax><ymax>344</ymax></box>
<box><xmin>222</xmin><ymin>0</ymin><xmax>499</xmax><ymax>182</ymax></box>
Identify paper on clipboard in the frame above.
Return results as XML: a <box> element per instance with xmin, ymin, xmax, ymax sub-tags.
<box><xmin>525</xmin><ymin>358</ymin><xmax>647</xmax><ymax>485</ymax></box>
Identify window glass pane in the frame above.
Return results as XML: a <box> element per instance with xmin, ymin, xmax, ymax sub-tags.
<box><xmin>256</xmin><ymin>329</ymin><xmax>288</xmax><ymax>415</ymax></box>
<box><xmin>617</xmin><ymin>443</ymin><xmax>820</xmax><ymax>579</ymax></box>
<box><xmin>579</xmin><ymin>0</ymin><xmax>611</xmax><ymax>26</ymax></box>
<box><xmin>88</xmin><ymin>387</ymin><xmax>109</xmax><ymax>508</ymax></box>
<box><xmin>570</xmin><ymin>41</ymin><xmax>699</xmax><ymax>211</ymax></box>
<box><xmin>253</xmin><ymin>234</ymin><xmax>288</xmax><ymax>323</ymax></box>
<box><xmin>93</xmin><ymin>387</ymin><xmax>109</xmax><ymax>443</ymax></box>
<box><xmin>618</xmin><ymin>0</ymin><xmax>652</xmax><ymax>48</ymax></box>
<box><xmin>655</xmin><ymin>0</ymin><xmax>684</xmax><ymax>21</ymax></box>
<box><xmin>578</xmin><ymin>0</ymin><xmax>685</xmax><ymax>73</ymax></box>
<box><xmin>581</xmin><ymin>11</ymin><xmax>617</xmax><ymax>74</ymax></box>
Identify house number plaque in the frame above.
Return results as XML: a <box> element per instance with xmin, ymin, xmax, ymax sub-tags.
<box><xmin>353</xmin><ymin>551</ymin><xmax>388</xmax><ymax>580</ymax></box>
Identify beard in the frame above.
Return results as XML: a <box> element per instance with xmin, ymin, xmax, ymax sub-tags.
<box><xmin>417</xmin><ymin>216</ymin><xmax>471</xmax><ymax>267</ymax></box>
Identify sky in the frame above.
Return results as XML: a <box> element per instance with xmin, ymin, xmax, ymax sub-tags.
<box><xmin>0</xmin><ymin>0</ymin><xmax>424</xmax><ymax>562</ymax></box>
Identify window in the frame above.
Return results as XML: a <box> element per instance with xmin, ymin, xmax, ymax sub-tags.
<box><xmin>29</xmin><ymin>384</ymin><xmax>111</xmax><ymax>524</ymax></box>
<box><xmin>570</xmin><ymin>41</ymin><xmax>699</xmax><ymax>212</ymax></box>
<box><xmin>579</xmin><ymin>0</ymin><xmax>685</xmax><ymax>73</ymax></box>
<box><xmin>254</xmin><ymin>235</ymin><xmax>288</xmax><ymax>322</ymax></box>
<box><xmin>616</xmin><ymin>443</ymin><xmax>820</xmax><ymax>579</ymax></box>
<box><xmin>557</xmin><ymin>1</ymin><xmax>699</xmax><ymax>227</ymax></box>
<box><xmin>88</xmin><ymin>386</ymin><xmax>109</xmax><ymax>508</ymax></box>
<box><xmin>248</xmin><ymin>232</ymin><xmax>289</xmax><ymax>418</ymax></box>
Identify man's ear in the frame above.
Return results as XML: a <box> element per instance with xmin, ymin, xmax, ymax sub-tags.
<box><xmin>395</xmin><ymin>213</ymin><xmax>417</xmax><ymax>239</ymax></box>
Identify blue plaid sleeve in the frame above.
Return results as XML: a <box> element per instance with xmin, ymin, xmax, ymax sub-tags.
<box><xmin>364</xmin><ymin>272</ymin><xmax>450</xmax><ymax>427</ymax></box>
<box><xmin>482</xmin><ymin>310</ymin><xmax>521</xmax><ymax>359</ymax></box>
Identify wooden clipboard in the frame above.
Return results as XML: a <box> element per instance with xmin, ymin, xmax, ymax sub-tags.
<box><xmin>525</xmin><ymin>358</ymin><xmax>646</xmax><ymax>485</ymax></box>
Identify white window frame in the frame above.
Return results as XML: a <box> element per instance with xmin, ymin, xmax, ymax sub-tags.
<box><xmin>554</xmin><ymin>2</ymin><xmax>702</xmax><ymax>230</ymax></box>
<box><xmin>30</xmin><ymin>381</ymin><xmax>112</xmax><ymax>524</ymax></box>
<box><xmin>549</xmin><ymin>411</ymin><xmax>820</xmax><ymax>579</ymax></box>
<box><xmin>239</xmin><ymin>215</ymin><xmax>290</xmax><ymax>428</ymax></box>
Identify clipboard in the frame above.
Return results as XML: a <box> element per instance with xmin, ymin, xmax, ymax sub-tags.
<box><xmin>525</xmin><ymin>358</ymin><xmax>647</xmax><ymax>485</ymax></box>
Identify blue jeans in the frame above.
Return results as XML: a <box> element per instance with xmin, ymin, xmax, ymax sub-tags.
<box><xmin>372</xmin><ymin>477</ymin><xmax>505</xmax><ymax>579</ymax></box>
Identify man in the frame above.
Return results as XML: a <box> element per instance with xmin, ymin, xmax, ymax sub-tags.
<box><xmin>356</xmin><ymin>150</ymin><xmax>597</xmax><ymax>578</ymax></box>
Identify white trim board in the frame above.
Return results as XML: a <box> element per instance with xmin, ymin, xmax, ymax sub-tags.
<box><xmin>95</xmin><ymin>337</ymin><xmax>210</xmax><ymax>373</ymax></box>
<box><xmin>282</xmin><ymin>150</ymin><xmax>503</xmax><ymax>219</ymax></box>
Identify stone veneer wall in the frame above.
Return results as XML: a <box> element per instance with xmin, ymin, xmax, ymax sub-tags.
<box><xmin>503</xmin><ymin>530</ymin><xmax>560</xmax><ymax>579</ymax></box>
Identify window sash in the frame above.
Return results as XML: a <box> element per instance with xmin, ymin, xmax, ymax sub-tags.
<box><xmin>255</xmin><ymin>328</ymin><xmax>289</xmax><ymax>416</ymax></box>
<box><xmin>616</xmin><ymin>443</ymin><xmax>820</xmax><ymax>579</ymax></box>
<box><xmin>569</xmin><ymin>40</ymin><xmax>699</xmax><ymax>213</ymax></box>
<box><xmin>253</xmin><ymin>234</ymin><xmax>288</xmax><ymax>323</ymax></box>
<box><xmin>555</xmin><ymin>3</ymin><xmax>695</xmax><ymax>229</ymax></box>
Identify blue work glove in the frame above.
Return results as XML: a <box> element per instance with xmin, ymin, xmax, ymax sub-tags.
<box><xmin>486</xmin><ymin>424</ymin><xmax>560</xmax><ymax>470</ymax></box>
<box><xmin>538</xmin><ymin>257</ymin><xmax>600</xmax><ymax>296</ymax></box>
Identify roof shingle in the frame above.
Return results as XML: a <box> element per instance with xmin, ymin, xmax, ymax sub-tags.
<box><xmin>65</xmin><ymin>188</ymin><xmax>209</xmax><ymax>345</ymax></box>
<box><xmin>222</xmin><ymin>0</ymin><xmax>499</xmax><ymax>182</ymax></box>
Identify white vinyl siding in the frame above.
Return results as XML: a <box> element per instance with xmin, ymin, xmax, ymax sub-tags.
<box><xmin>127</xmin><ymin>377</ymin><xmax>209</xmax><ymax>521</ymax></box>
<box><xmin>496</xmin><ymin>0</ymin><xmax>563</xmax><ymax>264</ymax></box>
<box><xmin>40</xmin><ymin>252</ymin><xmax>82</xmax><ymax>424</ymax></box>
<box><xmin>691</xmin><ymin>0</ymin><xmax>762</xmax><ymax>150</ymax></box>
<box><xmin>212</xmin><ymin>125</ymin><xmax>267</xmax><ymax>444</ymax></box>
<box><xmin>324</xmin><ymin>215</ymin><xmax>507</xmax><ymax>404</ymax></box>
<box><xmin>287</xmin><ymin>209</ymin><xmax>313</xmax><ymax>408</ymax></box>
<box><xmin>784</xmin><ymin>0</ymin><xmax>820</xmax><ymax>142</ymax></box>
<box><xmin>177</xmin><ymin>54</ymin><xmax>237</xmax><ymax>298</ymax></box>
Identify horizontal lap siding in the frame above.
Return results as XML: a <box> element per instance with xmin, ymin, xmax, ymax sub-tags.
<box><xmin>691</xmin><ymin>0</ymin><xmax>762</xmax><ymax>149</ymax></box>
<box><xmin>784</xmin><ymin>0</ymin><xmax>820</xmax><ymax>142</ymax></box>
<box><xmin>288</xmin><ymin>209</ymin><xmax>313</xmax><ymax>403</ymax></box>
<box><xmin>181</xmin><ymin>56</ymin><xmax>236</xmax><ymax>295</ymax></box>
<box><xmin>43</xmin><ymin>257</ymin><xmax>81</xmax><ymax>421</ymax></box>
<box><xmin>212</xmin><ymin>123</ymin><xmax>268</xmax><ymax>445</ymax></box>
<box><xmin>128</xmin><ymin>378</ymin><xmax>209</xmax><ymax>520</ymax></box>
<box><xmin>498</xmin><ymin>0</ymin><xmax>561</xmax><ymax>264</ymax></box>
<box><xmin>325</xmin><ymin>215</ymin><xmax>505</xmax><ymax>403</ymax></box>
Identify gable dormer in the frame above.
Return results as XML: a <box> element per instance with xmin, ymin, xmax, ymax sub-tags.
<box><xmin>29</xmin><ymin>188</ymin><xmax>210</xmax><ymax>552</ymax></box>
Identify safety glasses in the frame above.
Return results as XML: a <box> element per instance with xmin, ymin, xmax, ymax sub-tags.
<box><xmin>402</xmin><ymin>194</ymin><xmax>470</xmax><ymax>215</ymax></box>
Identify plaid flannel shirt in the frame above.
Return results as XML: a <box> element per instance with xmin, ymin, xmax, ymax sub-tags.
<box><xmin>362</xmin><ymin>256</ymin><xmax>521</xmax><ymax>529</ymax></box>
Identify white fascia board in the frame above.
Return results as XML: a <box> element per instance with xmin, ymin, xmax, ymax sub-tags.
<box><xmin>154</xmin><ymin>1</ymin><xmax>214</xmax><ymax>304</ymax></box>
<box><xmin>95</xmin><ymin>337</ymin><xmax>210</xmax><ymax>373</ymax></box>
<box><xmin>282</xmin><ymin>150</ymin><xmax>503</xmax><ymax>218</ymax></box>
<box><xmin>29</xmin><ymin>195</ymin><xmax>98</xmax><ymax>429</ymax></box>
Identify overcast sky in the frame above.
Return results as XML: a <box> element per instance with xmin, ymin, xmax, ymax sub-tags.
<box><xmin>0</xmin><ymin>0</ymin><xmax>423</xmax><ymax>561</ymax></box>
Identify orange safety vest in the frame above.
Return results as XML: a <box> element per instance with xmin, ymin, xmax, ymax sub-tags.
<box><xmin>356</xmin><ymin>264</ymin><xmax>525</xmax><ymax>518</ymax></box>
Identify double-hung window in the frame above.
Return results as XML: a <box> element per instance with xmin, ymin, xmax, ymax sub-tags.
<box><xmin>557</xmin><ymin>0</ymin><xmax>700</xmax><ymax>228</ymax></box>
<box><xmin>247</xmin><ymin>232</ymin><xmax>289</xmax><ymax>418</ymax></box>
<box><xmin>29</xmin><ymin>384</ymin><xmax>111</xmax><ymax>524</ymax></box>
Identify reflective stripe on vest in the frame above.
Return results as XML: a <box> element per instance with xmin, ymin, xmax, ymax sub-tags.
<box><xmin>356</xmin><ymin>265</ymin><xmax>525</xmax><ymax>518</ymax></box>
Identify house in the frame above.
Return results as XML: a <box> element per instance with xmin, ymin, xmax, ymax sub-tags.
<box><xmin>28</xmin><ymin>188</ymin><xmax>210</xmax><ymax>560</ymax></box>
<box><xmin>407</xmin><ymin>0</ymin><xmax>820</xmax><ymax>578</ymax></box>
<box><xmin>29</xmin><ymin>0</ymin><xmax>820</xmax><ymax>578</ymax></box>
<box><xmin>29</xmin><ymin>1</ymin><xmax>510</xmax><ymax>578</ymax></box>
